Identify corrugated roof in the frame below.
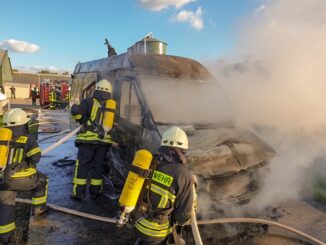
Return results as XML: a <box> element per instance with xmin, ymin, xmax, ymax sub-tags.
<box><xmin>76</xmin><ymin>53</ymin><xmax>213</xmax><ymax>81</ymax></box>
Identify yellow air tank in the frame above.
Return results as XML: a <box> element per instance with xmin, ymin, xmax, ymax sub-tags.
<box><xmin>118</xmin><ymin>149</ymin><xmax>153</xmax><ymax>225</ymax></box>
<box><xmin>0</xmin><ymin>128</ymin><xmax>12</xmax><ymax>170</ymax></box>
<box><xmin>102</xmin><ymin>99</ymin><xmax>116</xmax><ymax>137</ymax></box>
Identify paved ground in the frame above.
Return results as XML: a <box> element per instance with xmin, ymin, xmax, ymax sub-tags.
<box><xmin>27</xmin><ymin>109</ymin><xmax>138</xmax><ymax>245</ymax></box>
<box><xmin>13</xmin><ymin>107</ymin><xmax>325</xmax><ymax>245</ymax></box>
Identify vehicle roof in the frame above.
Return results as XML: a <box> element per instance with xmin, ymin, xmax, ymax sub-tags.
<box><xmin>74</xmin><ymin>53</ymin><xmax>214</xmax><ymax>81</ymax></box>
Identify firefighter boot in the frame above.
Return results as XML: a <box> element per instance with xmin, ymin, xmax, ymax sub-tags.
<box><xmin>31</xmin><ymin>204</ymin><xmax>49</xmax><ymax>223</ymax></box>
<box><xmin>90</xmin><ymin>185</ymin><xmax>102</xmax><ymax>200</ymax></box>
<box><xmin>33</xmin><ymin>204</ymin><xmax>48</xmax><ymax>216</ymax></box>
<box><xmin>71</xmin><ymin>184</ymin><xmax>86</xmax><ymax>200</ymax></box>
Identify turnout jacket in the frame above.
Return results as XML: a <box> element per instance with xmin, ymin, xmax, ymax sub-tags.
<box><xmin>135</xmin><ymin>147</ymin><xmax>194</xmax><ymax>238</ymax></box>
<box><xmin>71</xmin><ymin>94</ymin><xmax>112</xmax><ymax>145</ymax></box>
<box><xmin>49</xmin><ymin>91</ymin><xmax>56</xmax><ymax>102</ymax></box>
<box><xmin>1</xmin><ymin>125</ymin><xmax>41</xmax><ymax>180</ymax></box>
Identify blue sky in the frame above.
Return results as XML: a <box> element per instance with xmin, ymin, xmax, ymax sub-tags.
<box><xmin>0</xmin><ymin>0</ymin><xmax>264</xmax><ymax>72</ymax></box>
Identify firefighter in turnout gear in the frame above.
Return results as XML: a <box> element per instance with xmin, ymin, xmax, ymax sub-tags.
<box><xmin>64</xmin><ymin>87</ymin><xmax>71</xmax><ymax>110</ymax></box>
<box><xmin>70</xmin><ymin>79</ymin><xmax>115</xmax><ymax>200</ymax></box>
<box><xmin>134</xmin><ymin>127</ymin><xmax>195</xmax><ymax>245</ymax></box>
<box><xmin>49</xmin><ymin>87</ymin><xmax>57</xmax><ymax>110</ymax></box>
<box><xmin>0</xmin><ymin>108</ymin><xmax>47</xmax><ymax>245</ymax></box>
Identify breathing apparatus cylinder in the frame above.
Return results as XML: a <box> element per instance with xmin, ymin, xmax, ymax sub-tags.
<box><xmin>102</xmin><ymin>99</ymin><xmax>116</xmax><ymax>137</ymax></box>
<box><xmin>0</xmin><ymin>128</ymin><xmax>13</xmax><ymax>171</ymax></box>
<box><xmin>117</xmin><ymin>149</ymin><xmax>153</xmax><ymax>225</ymax></box>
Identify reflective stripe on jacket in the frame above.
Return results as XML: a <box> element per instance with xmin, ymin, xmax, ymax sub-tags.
<box><xmin>49</xmin><ymin>91</ymin><xmax>56</xmax><ymax>102</ymax></box>
<box><xmin>135</xmin><ymin>148</ymin><xmax>194</xmax><ymax>238</ymax></box>
<box><xmin>5</xmin><ymin>128</ymin><xmax>42</xmax><ymax>178</ymax></box>
<box><xmin>0</xmin><ymin>222</ymin><xmax>15</xmax><ymax>235</ymax></box>
<box><xmin>71</xmin><ymin>97</ymin><xmax>113</xmax><ymax>144</ymax></box>
<box><xmin>135</xmin><ymin>218</ymin><xmax>172</xmax><ymax>237</ymax></box>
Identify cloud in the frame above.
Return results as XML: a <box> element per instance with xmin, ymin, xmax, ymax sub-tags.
<box><xmin>254</xmin><ymin>4</ymin><xmax>267</xmax><ymax>13</ymax></box>
<box><xmin>30</xmin><ymin>65</ymin><xmax>59</xmax><ymax>72</ymax></box>
<box><xmin>15</xmin><ymin>65</ymin><xmax>65</xmax><ymax>73</ymax></box>
<box><xmin>138</xmin><ymin>0</ymin><xmax>195</xmax><ymax>11</ymax></box>
<box><xmin>0</xmin><ymin>39</ymin><xmax>40</xmax><ymax>53</ymax></box>
<box><xmin>172</xmin><ymin>6</ymin><xmax>204</xmax><ymax>30</ymax></box>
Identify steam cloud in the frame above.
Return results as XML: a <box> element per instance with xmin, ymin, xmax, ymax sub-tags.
<box><xmin>207</xmin><ymin>0</ymin><xmax>326</xmax><ymax>208</ymax></box>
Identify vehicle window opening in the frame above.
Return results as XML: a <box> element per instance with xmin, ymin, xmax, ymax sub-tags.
<box><xmin>120</xmin><ymin>80</ymin><xmax>142</xmax><ymax>125</ymax></box>
<box><xmin>82</xmin><ymin>81</ymin><xmax>96</xmax><ymax>99</ymax></box>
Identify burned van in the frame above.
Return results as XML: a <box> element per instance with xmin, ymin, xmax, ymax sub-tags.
<box><xmin>70</xmin><ymin>35</ymin><xmax>275</xmax><ymax>211</ymax></box>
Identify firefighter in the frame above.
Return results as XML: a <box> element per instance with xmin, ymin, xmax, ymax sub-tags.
<box><xmin>0</xmin><ymin>108</ymin><xmax>47</xmax><ymax>245</ymax></box>
<box><xmin>134</xmin><ymin>127</ymin><xmax>195</xmax><ymax>245</ymax></box>
<box><xmin>31</xmin><ymin>87</ymin><xmax>38</xmax><ymax>106</ymax></box>
<box><xmin>70</xmin><ymin>79</ymin><xmax>115</xmax><ymax>200</ymax></box>
<box><xmin>64</xmin><ymin>87</ymin><xmax>71</xmax><ymax>110</ymax></box>
<box><xmin>49</xmin><ymin>87</ymin><xmax>56</xmax><ymax>109</ymax></box>
<box><xmin>55</xmin><ymin>88</ymin><xmax>62</xmax><ymax>109</ymax></box>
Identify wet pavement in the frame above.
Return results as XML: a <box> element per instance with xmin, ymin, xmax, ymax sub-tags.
<box><xmin>27</xmin><ymin>109</ymin><xmax>137</xmax><ymax>245</ymax></box>
<box><xmin>23</xmin><ymin>109</ymin><xmax>326</xmax><ymax>245</ymax></box>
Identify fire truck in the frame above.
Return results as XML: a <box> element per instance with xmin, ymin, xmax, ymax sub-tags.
<box><xmin>39</xmin><ymin>79</ymin><xmax>70</xmax><ymax>108</ymax></box>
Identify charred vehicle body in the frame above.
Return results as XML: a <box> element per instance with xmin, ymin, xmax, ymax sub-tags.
<box><xmin>70</xmin><ymin>35</ymin><xmax>275</xmax><ymax>213</ymax></box>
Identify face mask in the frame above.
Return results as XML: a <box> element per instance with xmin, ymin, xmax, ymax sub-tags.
<box><xmin>94</xmin><ymin>90</ymin><xmax>111</xmax><ymax>101</ymax></box>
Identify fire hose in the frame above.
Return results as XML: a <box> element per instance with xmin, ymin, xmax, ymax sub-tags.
<box><xmin>29</xmin><ymin>121</ymin><xmax>70</xmax><ymax>127</ymax></box>
<box><xmin>15</xmin><ymin>198</ymin><xmax>117</xmax><ymax>223</ymax></box>
<box><xmin>14</xmin><ymin>198</ymin><xmax>325</xmax><ymax>245</ymax></box>
<box><xmin>41</xmin><ymin>125</ymin><xmax>81</xmax><ymax>155</ymax></box>
<box><xmin>14</xmin><ymin>122</ymin><xmax>326</xmax><ymax>245</ymax></box>
<box><xmin>38</xmin><ymin>129</ymin><xmax>71</xmax><ymax>143</ymax></box>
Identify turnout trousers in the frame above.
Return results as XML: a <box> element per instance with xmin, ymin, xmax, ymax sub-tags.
<box><xmin>0</xmin><ymin>171</ymin><xmax>48</xmax><ymax>241</ymax></box>
<box><xmin>72</xmin><ymin>143</ymin><xmax>110</xmax><ymax>199</ymax></box>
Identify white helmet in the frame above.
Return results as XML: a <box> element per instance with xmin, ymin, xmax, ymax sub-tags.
<box><xmin>3</xmin><ymin>108</ymin><xmax>29</xmax><ymax>127</ymax></box>
<box><xmin>95</xmin><ymin>79</ymin><xmax>112</xmax><ymax>93</ymax></box>
<box><xmin>161</xmin><ymin>127</ymin><xmax>188</xmax><ymax>150</ymax></box>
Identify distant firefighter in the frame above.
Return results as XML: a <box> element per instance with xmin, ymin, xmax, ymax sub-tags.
<box><xmin>31</xmin><ymin>87</ymin><xmax>38</xmax><ymax>106</ymax></box>
<box><xmin>48</xmin><ymin>87</ymin><xmax>57</xmax><ymax>109</ymax></box>
<box><xmin>55</xmin><ymin>88</ymin><xmax>62</xmax><ymax>109</ymax></box>
<box><xmin>64</xmin><ymin>87</ymin><xmax>71</xmax><ymax>110</ymax></box>
<box><xmin>9</xmin><ymin>86</ymin><xmax>15</xmax><ymax>99</ymax></box>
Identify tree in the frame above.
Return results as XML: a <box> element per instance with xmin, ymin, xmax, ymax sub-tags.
<box><xmin>39</xmin><ymin>70</ymin><xmax>58</xmax><ymax>74</ymax></box>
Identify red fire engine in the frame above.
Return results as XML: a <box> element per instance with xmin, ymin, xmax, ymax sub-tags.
<box><xmin>39</xmin><ymin>79</ymin><xmax>70</xmax><ymax>108</ymax></box>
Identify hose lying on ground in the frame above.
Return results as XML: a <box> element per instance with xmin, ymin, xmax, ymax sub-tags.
<box><xmin>30</xmin><ymin>121</ymin><xmax>70</xmax><ymax>127</ymax></box>
<box><xmin>196</xmin><ymin>218</ymin><xmax>326</xmax><ymax>245</ymax></box>
<box><xmin>15</xmin><ymin>198</ymin><xmax>117</xmax><ymax>223</ymax></box>
<box><xmin>14</xmin><ymin>198</ymin><xmax>326</xmax><ymax>245</ymax></box>
<box><xmin>41</xmin><ymin>125</ymin><xmax>81</xmax><ymax>155</ymax></box>
<box><xmin>38</xmin><ymin>129</ymin><xmax>71</xmax><ymax>143</ymax></box>
<box><xmin>40</xmin><ymin>104</ymin><xmax>50</xmax><ymax>109</ymax></box>
<box><xmin>29</xmin><ymin>114</ymin><xmax>325</xmax><ymax>245</ymax></box>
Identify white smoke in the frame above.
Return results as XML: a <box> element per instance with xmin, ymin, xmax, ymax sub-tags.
<box><xmin>207</xmin><ymin>0</ymin><xmax>326</xmax><ymax>208</ymax></box>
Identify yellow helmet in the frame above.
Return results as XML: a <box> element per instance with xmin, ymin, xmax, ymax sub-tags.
<box><xmin>161</xmin><ymin>127</ymin><xmax>188</xmax><ymax>150</ymax></box>
<box><xmin>95</xmin><ymin>79</ymin><xmax>112</xmax><ymax>93</ymax></box>
<box><xmin>3</xmin><ymin>108</ymin><xmax>29</xmax><ymax>127</ymax></box>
